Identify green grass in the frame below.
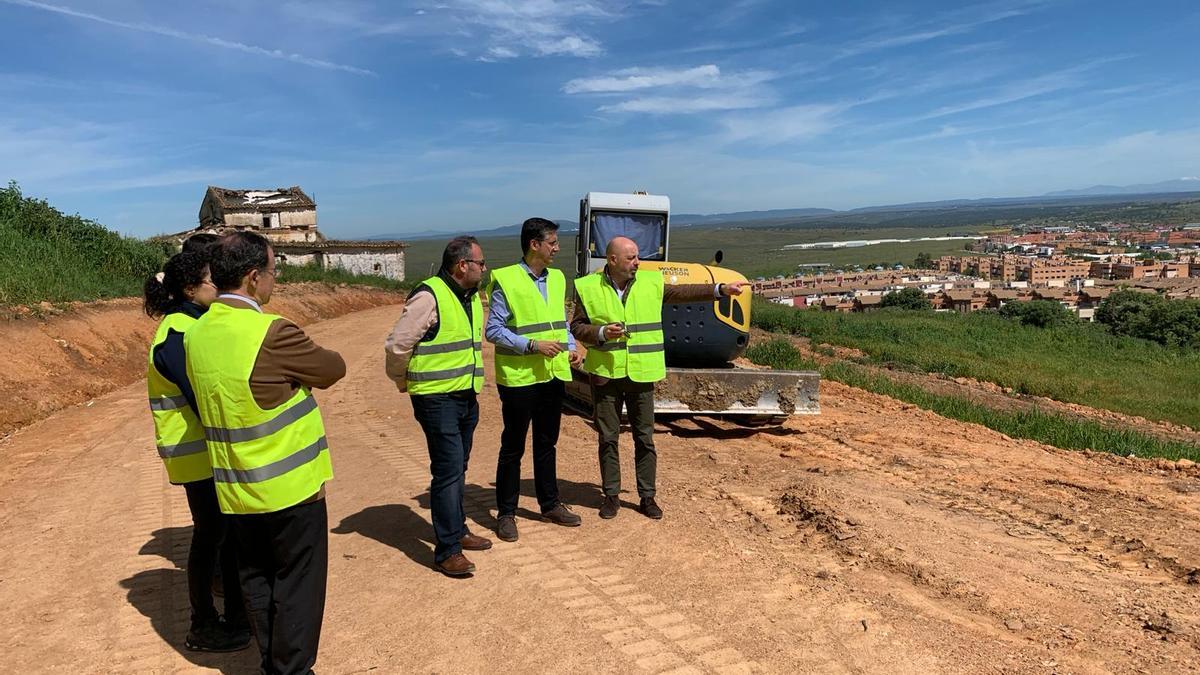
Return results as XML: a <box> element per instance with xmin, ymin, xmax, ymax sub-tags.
<box><xmin>743</xmin><ymin>337</ymin><xmax>1200</xmax><ymax>461</ymax></box>
<box><xmin>278</xmin><ymin>262</ymin><xmax>413</xmax><ymax>292</ymax></box>
<box><xmin>744</xmin><ymin>338</ymin><xmax>821</xmax><ymax>371</ymax></box>
<box><xmin>0</xmin><ymin>182</ymin><xmax>170</xmax><ymax>305</ymax></box>
<box><xmin>751</xmin><ymin>300</ymin><xmax>1200</xmax><ymax>430</ymax></box>
<box><xmin>400</xmin><ymin>224</ymin><xmax>979</xmax><ymax>289</ymax></box>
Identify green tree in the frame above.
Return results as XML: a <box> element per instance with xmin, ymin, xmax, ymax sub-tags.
<box><xmin>880</xmin><ymin>287</ymin><xmax>932</xmax><ymax>310</ymax></box>
<box><xmin>999</xmin><ymin>299</ymin><xmax>1075</xmax><ymax>328</ymax></box>
<box><xmin>914</xmin><ymin>251</ymin><xmax>933</xmax><ymax>269</ymax></box>
<box><xmin>1097</xmin><ymin>290</ymin><xmax>1200</xmax><ymax>348</ymax></box>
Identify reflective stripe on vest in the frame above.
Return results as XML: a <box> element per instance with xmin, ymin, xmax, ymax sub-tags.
<box><xmin>407</xmin><ymin>276</ymin><xmax>485</xmax><ymax>395</ymax></box>
<box><xmin>575</xmin><ymin>269</ymin><xmax>667</xmax><ymax>383</ymax></box>
<box><xmin>147</xmin><ymin>312</ymin><xmax>211</xmax><ymax>484</ymax></box>
<box><xmin>185</xmin><ymin>303</ymin><xmax>332</xmax><ymax>514</ymax></box>
<box><xmin>489</xmin><ymin>264</ymin><xmax>572</xmax><ymax>387</ymax></box>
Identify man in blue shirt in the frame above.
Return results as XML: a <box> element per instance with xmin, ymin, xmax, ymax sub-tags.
<box><xmin>485</xmin><ymin>218</ymin><xmax>583</xmax><ymax>542</ymax></box>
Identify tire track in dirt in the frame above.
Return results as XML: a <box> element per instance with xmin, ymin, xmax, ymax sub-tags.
<box><xmin>333</xmin><ymin>349</ymin><xmax>769</xmax><ymax>675</ymax></box>
<box><xmin>747</xmin><ymin>389</ymin><xmax>1200</xmax><ymax>669</ymax></box>
<box><xmin>771</xmin><ymin>424</ymin><xmax>1199</xmax><ymax>589</ymax></box>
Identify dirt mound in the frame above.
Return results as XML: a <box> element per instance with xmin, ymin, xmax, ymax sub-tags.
<box><xmin>0</xmin><ymin>283</ymin><xmax>404</xmax><ymax>436</ymax></box>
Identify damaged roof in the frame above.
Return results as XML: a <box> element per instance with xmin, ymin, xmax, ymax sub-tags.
<box><xmin>206</xmin><ymin>186</ymin><xmax>315</xmax><ymax>210</ymax></box>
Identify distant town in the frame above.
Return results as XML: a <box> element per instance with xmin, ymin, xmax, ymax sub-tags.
<box><xmin>752</xmin><ymin>220</ymin><xmax>1200</xmax><ymax>319</ymax></box>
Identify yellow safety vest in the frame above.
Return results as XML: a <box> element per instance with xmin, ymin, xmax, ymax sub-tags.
<box><xmin>185</xmin><ymin>302</ymin><xmax>332</xmax><ymax>514</ymax></box>
<box><xmin>489</xmin><ymin>264</ymin><xmax>571</xmax><ymax>387</ymax></box>
<box><xmin>147</xmin><ymin>313</ymin><xmax>211</xmax><ymax>485</ymax></box>
<box><xmin>407</xmin><ymin>276</ymin><xmax>484</xmax><ymax>395</ymax></box>
<box><xmin>575</xmin><ymin>269</ymin><xmax>667</xmax><ymax>383</ymax></box>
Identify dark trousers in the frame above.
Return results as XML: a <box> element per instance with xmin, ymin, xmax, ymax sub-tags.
<box><xmin>231</xmin><ymin>497</ymin><xmax>328</xmax><ymax>675</ymax></box>
<box><xmin>592</xmin><ymin>377</ymin><xmax>657</xmax><ymax>498</ymax></box>
<box><xmin>411</xmin><ymin>392</ymin><xmax>479</xmax><ymax>563</ymax></box>
<box><xmin>496</xmin><ymin>379</ymin><xmax>564</xmax><ymax>516</ymax></box>
<box><xmin>182</xmin><ymin>478</ymin><xmax>245</xmax><ymax>628</ymax></box>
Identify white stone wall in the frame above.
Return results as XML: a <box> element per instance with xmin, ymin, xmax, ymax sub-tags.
<box><xmin>312</xmin><ymin>249</ymin><xmax>405</xmax><ymax>278</ymax></box>
<box><xmin>280</xmin><ymin>210</ymin><xmax>317</xmax><ymax>228</ymax></box>
<box><xmin>276</xmin><ymin>248</ymin><xmax>405</xmax><ymax>281</ymax></box>
<box><xmin>324</xmin><ymin>251</ymin><xmax>405</xmax><ymax>281</ymax></box>
<box><xmin>223</xmin><ymin>209</ymin><xmax>316</xmax><ymax>230</ymax></box>
<box><xmin>282</xmin><ymin>253</ymin><xmax>318</xmax><ymax>266</ymax></box>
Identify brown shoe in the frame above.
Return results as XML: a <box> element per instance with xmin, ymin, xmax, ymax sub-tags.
<box><xmin>436</xmin><ymin>553</ymin><xmax>475</xmax><ymax>577</ymax></box>
<box><xmin>543</xmin><ymin>502</ymin><xmax>582</xmax><ymax>526</ymax></box>
<box><xmin>460</xmin><ymin>531</ymin><xmax>493</xmax><ymax>551</ymax></box>
<box><xmin>599</xmin><ymin>495</ymin><xmax>620</xmax><ymax>519</ymax></box>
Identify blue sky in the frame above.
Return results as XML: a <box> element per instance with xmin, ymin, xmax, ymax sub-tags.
<box><xmin>1</xmin><ymin>0</ymin><xmax>1198</xmax><ymax>238</ymax></box>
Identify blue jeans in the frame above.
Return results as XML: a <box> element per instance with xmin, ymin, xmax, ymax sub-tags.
<box><xmin>411</xmin><ymin>392</ymin><xmax>479</xmax><ymax>563</ymax></box>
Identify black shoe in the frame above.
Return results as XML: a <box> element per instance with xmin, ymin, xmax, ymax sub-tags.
<box><xmin>496</xmin><ymin>514</ymin><xmax>518</xmax><ymax>542</ymax></box>
<box><xmin>542</xmin><ymin>503</ymin><xmax>582</xmax><ymax>527</ymax></box>
<box><xmin>639</xmin><ymin>497</ymin><xmax>663</xmax><ymax>520</ymax></box>
<box><xmin>185</xmin><ymin>618</ymin><xmax>252</xmax><ymax>653</ymax></box>
<box><xmin>599</xmin><ymin>495</ymin><xmax>620</xmax><ymax>519</ymax></box>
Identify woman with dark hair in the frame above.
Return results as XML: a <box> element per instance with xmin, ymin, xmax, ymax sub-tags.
<box><xmin>144</xmin><ymin>251</ymin><xmax>251</xmax><ymax>653</ymax></box>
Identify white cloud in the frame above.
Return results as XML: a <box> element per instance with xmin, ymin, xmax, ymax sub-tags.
<box><xmin>840</xmin><ymin>3</ymin><xmax>1045</xmax><ymax>57</ymax></box>
<box><xmin>485</xmin><ymin>46</ymin><xmax>519</xmax><ymax>59</ymax></box>
<box><xmin>2</xmin><ymin>0</ymin><xmax>375</xmax><ymax>75</ymax></box>
<box><xmin>426</xmin><ymin>0</ymin><xmax>615</xmax><ymax>60</ymax></box>
<box><xmin>538</xmin><ymin>35</ymin><xmax>603</xmax><ymax>57</ymax></box>
<box><xmin>600</xmin><ymin>95</ymin><xmax>764</xmax><ymax>114</ymax></box>
<box><xmin>565</xmin><ymin>64</ymin><xmax>777</xmax><ymax>115</ymax></box>
<box><xmin>721</xmin><ymin>104</ymin><xmax>844</xmax><ymax>143</ymax></box>
<box><xmin>565</xmin><ymin>65</ymin><xmax>722</xmax><ymax>93</ymax></box>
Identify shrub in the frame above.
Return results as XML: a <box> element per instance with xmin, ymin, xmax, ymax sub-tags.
<box><xmin>0</xmin><ymin>182</ymin><xmax>170</xmax><ymax>305</ymax></box>
<box><xmin>1096</xmin><ymin>290</ymin><xmax>1200</xmax><ymax>348</ymax></box>
<box><xmin>880</xmin><ymin>287</ymin><xmax>932</xmax><ymax>310</ymax></box>
<box><xmin>998</xmin><ymin>299</ymin><xmax>1075</xmax><ymax>327</ymax></box>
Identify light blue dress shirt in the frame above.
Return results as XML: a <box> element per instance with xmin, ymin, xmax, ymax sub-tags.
<box><xmin>485</xmin><ymin>261</ymin><xmax>576</xmax><ymax>354</ymax></box>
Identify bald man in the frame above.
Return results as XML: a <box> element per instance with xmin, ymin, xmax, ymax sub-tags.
<box><xmin>571</xmin><ymin>236</ymin><xmax>745</xmax><ymax>520</ymax></box>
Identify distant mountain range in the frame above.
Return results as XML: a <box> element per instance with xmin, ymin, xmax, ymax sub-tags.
<box><xmin>364</xmin><ymin>178</ymin><xmax>1200</xmax><ymax>239</ymax></box>
<box><xmin>367</xmin><ymin>219</ymin><xmax>577</xmax><ymax>241</ymax></box>
<box><xmin>1044</xmin><ymin>177</ymin><xmax>1200</xmax><ymax>197</ymax></box>
<box><xmin>671</xmin><ymin>207</ymin><xmax>836</xmax><ymax>225</ymax></box>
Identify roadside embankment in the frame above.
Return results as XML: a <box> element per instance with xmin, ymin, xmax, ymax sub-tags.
<box><xmin>0</xmin><ymin>283</ymin><xmax>404</xmax><ymax>437</ymax></box>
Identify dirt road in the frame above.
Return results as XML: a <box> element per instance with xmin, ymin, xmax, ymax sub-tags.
<box><xmin>1</xmin><ymin>303</ymin><xmax>1197</xmax><ymax>674</ymax></box>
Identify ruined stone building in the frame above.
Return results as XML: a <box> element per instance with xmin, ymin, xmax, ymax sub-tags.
<box><xmin>164</xmin><ymin>186</ymin><xmax>407</xmax><ymax>281</ymax></box>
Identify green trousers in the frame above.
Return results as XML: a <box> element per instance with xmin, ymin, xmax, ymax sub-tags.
<box><xmin>592</xmin><ymin>376</ymin><xmax>656</xmax><ymax>498</ymax></box>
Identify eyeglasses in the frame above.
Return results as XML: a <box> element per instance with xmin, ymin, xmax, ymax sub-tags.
<box><xmin>260</xmin><ymin>267</ymin><xmax>278</xmax><ymax>278</ymax></box>
<box><xmin>464</xmin><ymin>259</ymin><xmax>487</xmax><ymax>268</ymax></box>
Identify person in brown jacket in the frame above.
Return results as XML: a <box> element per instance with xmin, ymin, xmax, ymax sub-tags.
<box><xmin>384</xmin><ymin>236</ymin><xmax>494</xmax><ymax>577</ymax></box>
<box><xmin>570</xmin><ymin>236</ymin><xmax>745</xmax><ymax>520</ymax></box>
<box><xmin>194</xmin><ymin>231</ymin><xmax>345</xmax><ymax>675</ymax></box>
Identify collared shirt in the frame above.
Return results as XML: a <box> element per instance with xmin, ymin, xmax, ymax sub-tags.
<box><xmin>485</xmin><ymin>260</ymin><xmax>576</xmax><ymax>354</ymax></box>
<box><xmin>384</xmin><ymin>270</ymin><xmax>483</xmax><ymax>392</ymax></box>
<box><xmin>218</xmin><ymin>293</ymin><xmax>262</xmax><ymax>313</ymax></box>
<box><xmin>593</xmin><ymin>267</ymin><xmax>723</xmax><ymax>344</ymax></box>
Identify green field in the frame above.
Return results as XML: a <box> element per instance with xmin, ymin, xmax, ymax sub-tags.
<box><xmin>400</xmin><ymin>224</ymin><xmax>978</xmax><ymax>284</ymax></box>
<box><xmin>745</xmin><ymin>337</ymin><xmax>1200</xmax><ymax>461</ymax></box>
<box><xmin>752</xmin><ymin>301</ymin><xmax>1200</xmax><ymax>430</ymax></box>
